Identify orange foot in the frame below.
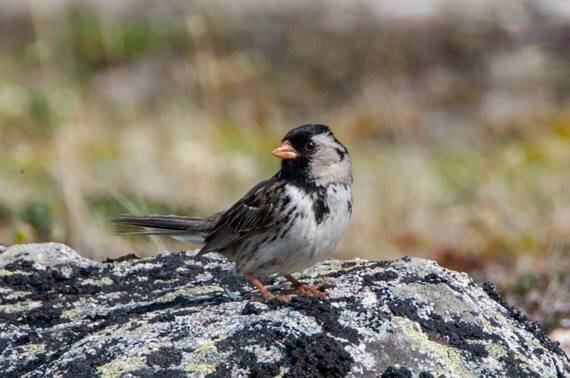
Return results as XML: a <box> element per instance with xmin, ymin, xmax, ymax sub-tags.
<box><xmin>294</xmin><ymin>284</ymin><xmax>329</xmax><ymax>299</ymax></box>
<box><xmin>284</xmin><ymin>274</ymin><xmax>329</xmax><ymax>300</ymax></box>
<box><xmin>244</xmin><ymin>272</ymin><xmax>291</xmax><ymax>303</ymax></box>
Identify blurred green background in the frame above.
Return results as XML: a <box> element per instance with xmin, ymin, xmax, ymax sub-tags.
<box><xmin>0</xmin><ymin>0</ymin><xmax>568</xmax><ymax>340</ymax></box>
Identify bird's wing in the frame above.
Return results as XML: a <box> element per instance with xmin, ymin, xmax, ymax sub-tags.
<box><xmin>199</xmin><ymin>178</ymin><xmax>286</xmax><ymax>255</ymax></box>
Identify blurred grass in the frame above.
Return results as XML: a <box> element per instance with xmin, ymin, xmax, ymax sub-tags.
<box><xmin>0</xmin><ymin>0</ymin><xmax>569</xmax><ymax>330</ymax></box>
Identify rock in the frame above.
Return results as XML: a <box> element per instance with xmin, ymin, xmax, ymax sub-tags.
<box><xmin>550</xmin><ymin>329</ymin><xmax>570</xmax><ymax>357</ymax></box>
<box><xmin>0</xmin><ymin>243</ymin><xmax>568</xmax><ymax>377</ymax></box>
<box><xmin>0</xmin><ymin>243</ymin><xmax>99</xmax><ymax>271</ymax></box>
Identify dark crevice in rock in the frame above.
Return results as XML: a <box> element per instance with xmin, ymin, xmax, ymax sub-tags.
<box><xmin>208</xmin><ymin>320</ymin><xmax>353</xmax><ymax>378</ymax></box>
<box><xmin>103</xmin><ymin>253</ymin><xmax>139</xmax><ymax>263</ymax></box>
<box><xmin>365</xmin><ymin>270</ymin><xmax>399</xmax><ymax>283</ymax></box>
<box><xmin>281</xmin><ymin>296</ymin><xmax>361</xmax><ymax>344</ymax></box>
<box><xmin>481</xmin><ymin>281</ymin><xmax>567</xmax><ymax>358</ymax></box>
<box><xmin>147</xmin><ymin>311</ymin><xmax>177</xmax><ymax>324</ymax></box>
<box><xmin>3</xmin><ymin>276</ymin><xmax>225</xmax><ymax>375</ymax></box>
<box><xmin>208</xmin><ymin>265</ymin><xmax>251</xmax><ymax>292</ymax></box>
<box><xmin>499</xmin><ymin>353</ymin><xmax>541</xmax><ymax>378</ymax></box>
<box><xmin>286</xmin><ymin>333</ymin><xmax>353</xmax><ymax>378</ymax></box>
<box><xmin>87</xmin><ymin>293</ymin><xmax>226</xmax><ymax>325</ymax></box>
<box><xmin>388</xmin><ymin>298</ymin><xmax>499</xmax><ymax>358</ymax></box>
<box><xmin>381</xmin><ymin>366</ymin><xmax>413</xmax><ymax>378</ymax></box>
<box><xmin>418</xmin><ymin>372</ymin><xmax>436</xmax><ymax>378</ymax></box>
<box><xmin>399</xmin><ymin>272</ymin><xmax>464</xmax><ymax>293</ymax></box>
<box><xmin>235</xmin><ymin>296</ymin><xmax>362</xmax><ymax>376</ymax></box>
<box><xmin>20</xmin><ymin>306</ymin><xmax>66</xmax><ymax>329</ymax></box>
<box><xmin>131</xmin><ymin>368</ymin><xmax>188</xmax><ymax>378</ymax></box>
<box><xmin>1</xmin><ymin>263</ymin><xmax>99</xmax><ymax>303</ymax></box>
<box><xmin>146</xmin><ymin>347</ymin><xmax>183</xmax><ymax>368</ymax></box>
<box><xmin>46</xmin><ymin>340</ymin><xmax>117</xmax><ymax>378</ymax></box>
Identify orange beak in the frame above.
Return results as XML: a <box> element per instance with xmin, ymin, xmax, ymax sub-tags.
<box><xmin>272</xmin><ymin>140</ymin><xmax>298</xmax><ymax>160</ymax></box>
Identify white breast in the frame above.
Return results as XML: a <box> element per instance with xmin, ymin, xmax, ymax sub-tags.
<box><xmin>242</xmin><ymin>183</ymin><xmax>352</xmax><ymax>276</ymax></box>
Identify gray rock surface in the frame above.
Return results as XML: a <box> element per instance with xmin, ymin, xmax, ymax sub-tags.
<box><xmin>0</xmin><ymin>243</ymin><xmax>98</xmax><ymax>271</ymax></box>
<box><xmin>0</xmin><ymin>243</ymin><xmax>568</xmax><ymax>377</ymax></box>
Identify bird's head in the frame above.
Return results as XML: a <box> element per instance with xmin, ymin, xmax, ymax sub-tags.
<box><xmin>273</xmin><ymin>124</ymin><xmax>352</xmax><ymax>187</ymax></box>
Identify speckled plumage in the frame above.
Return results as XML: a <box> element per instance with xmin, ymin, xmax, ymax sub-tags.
<box><xmin>113</xmin><ymin>124</ymin><xmax>353</xmax><ymax>300</ymax></box>
<box><xmin>226</xmin><ymin>180</ymin><xmax>352</xmax><ymax>276</ymax></box>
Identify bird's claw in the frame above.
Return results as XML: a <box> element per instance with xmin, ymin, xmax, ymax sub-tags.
<box><xmin>261</xmin><ymin>292</ymin><xmax>291</xmax><ymax>303</ymax></box>
<box><xmin>294</xmin><ymin>284</ymin><xmax>329</xmax><ymax>299</ymax></box>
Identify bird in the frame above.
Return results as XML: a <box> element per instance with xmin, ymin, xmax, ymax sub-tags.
<box><xmin>113</xmin><ymin>124</ymin><xmax>353</xmax><ymax>301</ymax></box>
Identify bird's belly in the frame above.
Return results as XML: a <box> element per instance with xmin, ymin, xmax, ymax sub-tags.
<box><xmin>241</xmin><ymin>185</ymin><xmax>351</xmax><ymax>276</ymax></box>
<box><xmin>281</xmin><ymin>213</ymin><xmax>348</xmax><ymax>274</ymax></box>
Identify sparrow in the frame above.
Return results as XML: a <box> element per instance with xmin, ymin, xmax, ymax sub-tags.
<box><xmin>113</xmin><ymin>124</ymin><xmax>353</xmax><ymax>301</ymax></box>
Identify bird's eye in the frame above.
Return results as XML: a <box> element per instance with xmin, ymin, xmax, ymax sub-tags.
<box><xmin>305</xmin><ymin>141</ymin><xmax>316</xmax><ymax>152</ymax></box>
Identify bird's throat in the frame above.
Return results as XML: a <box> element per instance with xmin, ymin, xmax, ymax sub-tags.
<box><xmin>278</xmin><ymin>158</ymin><xmax>314</xmax><ymax>189</ymax></box>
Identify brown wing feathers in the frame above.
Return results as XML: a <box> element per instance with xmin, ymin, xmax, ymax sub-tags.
<box><xmin>112</xmin><ymin>178</ymin><xmax>287</xmax><ymax>256</ymax></box>
<box><xmin>199</xmin><ymin>178</ymin><xmax>285</xmax><ymax>254</ymax></box>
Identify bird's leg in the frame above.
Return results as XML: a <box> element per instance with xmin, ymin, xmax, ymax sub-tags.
<box><xmin>244</xmin><ymin>272</ymin><xmax>274</xmax><ymax>299</ymax></box>
<box><xmin>284</xmin><ymin>274</ymin><xmax>328</xmax><ymax>299</ymax></box>
<box><xmin>244</xmin><ymin>272</ymin><xmax>289</xmax><ymax>302</ymax></box>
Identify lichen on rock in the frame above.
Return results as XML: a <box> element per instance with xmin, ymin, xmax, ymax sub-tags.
<box><xmin>0</xmin><ymin>243</ymin><xmax>568</xmax><ymax>377</ymax></box>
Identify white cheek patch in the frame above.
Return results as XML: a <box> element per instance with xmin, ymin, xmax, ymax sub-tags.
<box><xmin>308</xmin><ymin>134</ymin><xmax>352</xmax><ymax>186</ymax></box>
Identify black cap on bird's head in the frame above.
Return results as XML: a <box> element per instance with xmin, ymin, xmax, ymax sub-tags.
<box><xmin>272</xmin><ymin>124</ymin><xmax>332</xmax><ymax>161</ymax></box>
<box><xmin>282</xmin><ymin>124</ymin><xmax>331</xmax><ymax>142</ymax></box>
<box><xmin>273</xmin><ymin>124</ymin><xmax>351</xmax><ymax>187</ymax></box>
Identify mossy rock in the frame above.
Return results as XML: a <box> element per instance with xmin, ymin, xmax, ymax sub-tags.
<box><xmin>0</xmin><ymin>243</ymin><xmax>568</xmax><ymax>377</ymax></box>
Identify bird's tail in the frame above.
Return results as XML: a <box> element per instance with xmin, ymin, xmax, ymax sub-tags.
<box><xmin>112</xmin><ymin>213</ymin><xmax>221</xmax><ymax>244</ymax></box>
